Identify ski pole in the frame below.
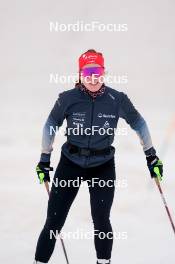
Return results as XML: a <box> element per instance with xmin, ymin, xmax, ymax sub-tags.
<box><xmin>154</xmin><ymin>178</ymin><xmax>175</xmax><ymax>235</ymax></box>
<box><xmin>44</xmin><ymin>181</ymin><xmax>50</xmax><ymax>196</ymax></box>
<box><xmin>44</xmin><ymin>181</ymin><xmax>70</xmax><ymax>264</ymax></box>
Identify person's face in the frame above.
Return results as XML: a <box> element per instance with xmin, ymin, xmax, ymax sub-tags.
<box><xmin>80</xmin><ymin>64</ymin><xmax>105</xmax><ymax>92</ymax></box>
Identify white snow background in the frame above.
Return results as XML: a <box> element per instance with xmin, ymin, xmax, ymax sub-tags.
<box><xmin>0</xmin><ymin>0</ymin><xmax>175</xmax><ymax>263</ymax></box>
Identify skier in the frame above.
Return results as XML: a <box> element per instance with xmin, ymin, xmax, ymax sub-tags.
<box><xmin>34</xmin><ymin>49</ymin><xmax>163</xmax><ymax>264</ymax></box>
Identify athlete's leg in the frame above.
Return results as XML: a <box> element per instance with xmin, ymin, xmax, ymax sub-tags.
<box><xmin>88</xmin><ymin>158</ymin><xmax>116</xmax><ymax>262</ymax></box>
<box><xmin>35</xmin><ymin>153</ymin><xmax>83</xmax><ymax>263</ymax></box>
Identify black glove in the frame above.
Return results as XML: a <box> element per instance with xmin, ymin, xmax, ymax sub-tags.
<box><xmin>36</xmin><ymin>162</ymin><xmax>53</xmax><ymax>184</ymax></box>
<box><xmin>146</xmin><ymin>155</ymin><xmax>163</xmax><ymax>181</ymax></box>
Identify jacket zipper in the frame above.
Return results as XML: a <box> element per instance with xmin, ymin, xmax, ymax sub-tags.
<box><xmin>87</xmin><ymin>97</ymin><xmax>95</xmax><ymax>148</ymax></box>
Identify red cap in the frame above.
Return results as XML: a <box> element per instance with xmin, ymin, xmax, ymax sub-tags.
<box><xmin>79</xmin><ymin>51</ymin><xmax>104</xmax><ymax>70</ymax></box>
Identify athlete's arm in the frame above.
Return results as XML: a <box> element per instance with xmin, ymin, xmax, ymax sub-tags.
<box><xmin>119</xmin><ymin>92</ymin><xmax>163</xmax><ymax>180</ymax></box>
<box><xmin>40</xmin><ymin>92</ymin><xmax>68</xmax><ymax>163</ymax></box>
<box><xmin>119</xmin><ymin>92</ymin><xmax>156</xmax><ymax>156</ymax></box>
<box><xmin>119</xmin><ymin>93</ymin><xmax>163</xmax><ymax>180</ymax></box>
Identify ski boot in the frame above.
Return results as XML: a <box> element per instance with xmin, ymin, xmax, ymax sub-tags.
<box><xmin>97</xmin><ymin>259</ymin><xmax>111</xmax><ymax>264</ymax></box>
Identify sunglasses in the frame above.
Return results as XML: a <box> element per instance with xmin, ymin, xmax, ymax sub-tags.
<box><xmin>80</xmin><ymin>67</ymin><xmax>104</xmax><ymax>77</ymax></box>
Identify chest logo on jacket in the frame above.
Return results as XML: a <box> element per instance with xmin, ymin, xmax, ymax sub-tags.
<box><xmin>72</xmin><ymin>112</ymin><xmax>86</xmax><ymax>127</ymax></box>
<box><xmin>98</xmin><ymin>113</ymin><xmax>116</xmax><ymax>119</ymax></box>
<box><xmin>103</xmin><ymin>121</ymin><xmax>110</xmax><ymax>128</ymax></box>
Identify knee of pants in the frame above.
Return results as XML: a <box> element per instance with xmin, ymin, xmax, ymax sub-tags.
<box><xmin>44</xmin><ymin>216</ymin><xmax>63</xmax><ymax>234</ymax></box>
<box><xmin>92</xmin><ymin>215</ymin><xmax>111</xmax><ymax>231</ymax></box>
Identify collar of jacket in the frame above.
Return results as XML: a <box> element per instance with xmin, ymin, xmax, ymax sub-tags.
<box><xmin>78</xmin><ymin>83</ymin><xmax>106</xmax><ymax>99</ymax></box>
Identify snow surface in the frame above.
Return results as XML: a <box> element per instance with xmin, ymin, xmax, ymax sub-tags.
<box><xmin>0</xmin><ymin>0</ymin><xmax>175</xmax><ymax>263</ymax></box>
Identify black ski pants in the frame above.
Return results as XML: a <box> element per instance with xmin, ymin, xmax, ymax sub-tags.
<box><xmin>35</xmin><ymin>152</ymin><xmax>116</xmax><ymax>262</ymax></box>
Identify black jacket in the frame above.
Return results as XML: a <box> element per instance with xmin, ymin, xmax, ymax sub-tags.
<box><xmin>40</xmin><ymin>86</ymin><xmax>156</xmax><ymax>168</ymax></box>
